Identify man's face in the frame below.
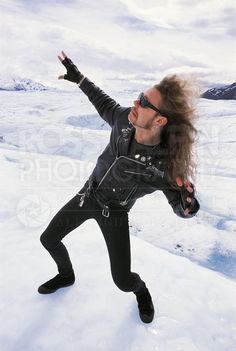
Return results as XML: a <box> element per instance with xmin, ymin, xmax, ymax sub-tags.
<box><xmin>128</xmin><ymin>87</ymin><xmax>166</xmax><ymax>130</ymax></box>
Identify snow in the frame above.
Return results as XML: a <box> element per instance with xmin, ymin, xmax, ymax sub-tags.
<box><xmin>1</xmin><ymin>87</ymin><xmax>236</xmax><ymax>351</ymax></box>
<box><xmin>1</xmin><ymin>222</ymin><xmax>236</xmax><ymax>351</ymax></box>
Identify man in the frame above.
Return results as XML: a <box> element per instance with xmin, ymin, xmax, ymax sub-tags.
<box><xmin>38</xmin><ymin>51</ymin><xmax>200</xmax><ymax>324</ymax></box>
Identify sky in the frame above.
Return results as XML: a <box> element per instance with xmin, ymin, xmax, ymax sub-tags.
<box><xmin>0</xmin><ymin>0</ymin><xmax>235</xmax><ymax>91</ymax></box>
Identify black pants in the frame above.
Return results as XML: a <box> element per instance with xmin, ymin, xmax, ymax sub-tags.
<box><xmin>40</xmin><ymin>191</ymin><xmax>146</xmax><ymax>293</ymax></box>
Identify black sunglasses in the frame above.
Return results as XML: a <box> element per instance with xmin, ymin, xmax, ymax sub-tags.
<box><xmin>138</xmin><ymin>92</ymin><xmax>164</xmax><ymax>117</ymax></box>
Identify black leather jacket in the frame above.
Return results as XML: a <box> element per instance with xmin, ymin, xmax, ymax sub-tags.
<box><xmin>77</xmin><ymin>78</ymin><xmax>200</xmax><ymax>218</ymax></box>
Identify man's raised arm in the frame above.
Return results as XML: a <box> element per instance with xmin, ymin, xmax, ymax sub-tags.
<box><xmin>58</xmin><ymin>50</ymin><xmax>129</xmax><ymax>127</ymax></box>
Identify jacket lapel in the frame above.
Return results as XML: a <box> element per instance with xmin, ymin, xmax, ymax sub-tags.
<box><xmin>117</xmin><ymin>124</ymin><xmax>135</xmax><ymax>156</ymax></box>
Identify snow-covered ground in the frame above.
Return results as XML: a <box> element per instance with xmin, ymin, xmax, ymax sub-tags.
<box><xmin>1</xmin><ymin>87</ymin><xmax>236</xmax><ymax>351</ymax></box>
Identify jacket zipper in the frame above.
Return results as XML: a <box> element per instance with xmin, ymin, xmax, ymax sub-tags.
<box><xmin>95</xmin><ymin>135</ymin><xmax>121</xmax><ymax>191</ymax></box>
<box><xmin>119</xmin><ymin>185</ymin><xmax>138</xmax><ymax>206</ymax></box>
<box><xmin>96</xmin><ymin>157</ymin><xmax>118</xmax><ymax>191</ymax></box>
<box><xmin>96</xmin><ymin>155</ymin><xmax>146</xmax><ymax>191</ymax></box>
<box><xmin>94</xmin><ymin>136</ymin><xmax>149</xmax><ymax>215</ymax></box>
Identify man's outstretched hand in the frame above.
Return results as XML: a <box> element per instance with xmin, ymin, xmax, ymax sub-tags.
<box><xmin>176</xmin><ymin>177</ymin><xmax>196</xmax><ymax>216</ymax></box>
<box><xmin>58</xmin><ymin>50</ymin><xmax>84</xmax><ymax>84</ymax></box>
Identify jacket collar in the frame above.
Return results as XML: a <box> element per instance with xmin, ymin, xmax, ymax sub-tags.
<box><xmin>118</xmin><ymin>123</ymin><xmax>168</xmax><ymax>160</ymax></box>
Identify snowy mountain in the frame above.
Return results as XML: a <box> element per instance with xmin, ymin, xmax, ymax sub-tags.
<box><xmin>0</xmin><ymin>76</ymin><xmax>51</xmax><ymax>91</ymax></box>
<box><xmin>201</xmin><ymin>82</ymin><xmax>236</xmax><ymax>100</ymax></box>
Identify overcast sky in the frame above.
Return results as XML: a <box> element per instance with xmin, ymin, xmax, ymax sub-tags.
<box><xmin>0</xmin><ymin>0</ymin><xmax>235</xmax><ymax>90</ymax></box>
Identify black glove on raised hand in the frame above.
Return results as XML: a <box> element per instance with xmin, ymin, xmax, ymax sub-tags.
<box><xmin>58</xmin><ymin>51</ymin><xmax>84</xmax><ymax>84</ymax></box>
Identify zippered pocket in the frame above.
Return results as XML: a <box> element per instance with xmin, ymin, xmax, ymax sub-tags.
<box><xmin>124</xmin><ymin>170</ymin><xmax>152</xmax><ymax>177</ymax></box>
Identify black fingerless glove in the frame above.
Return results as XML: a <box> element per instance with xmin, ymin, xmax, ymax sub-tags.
<box><xmin>62</xmin><ymin>57</ymin><xmax>84</xmax><ymax>84</ymax></box>
<box><xmin>179</xmin><ymin>182</ymin><xmax>197</xmax><ymax>213</ymax></box>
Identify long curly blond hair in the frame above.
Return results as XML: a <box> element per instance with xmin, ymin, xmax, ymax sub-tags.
<box><xmin>155</xmin><ymin>74</ymin><xmax>199</xmax><ymax>187</ymax></box>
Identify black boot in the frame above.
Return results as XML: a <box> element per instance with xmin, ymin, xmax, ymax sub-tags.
<box><xmin>38</xmin><ymin>270</ymin><xmax>75</xmax><ymax>294</ymax></box>
<box><xmin>135</xmin><ymin>287</ymin><xmax>155</xmax><ymax>323</ymax></box>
